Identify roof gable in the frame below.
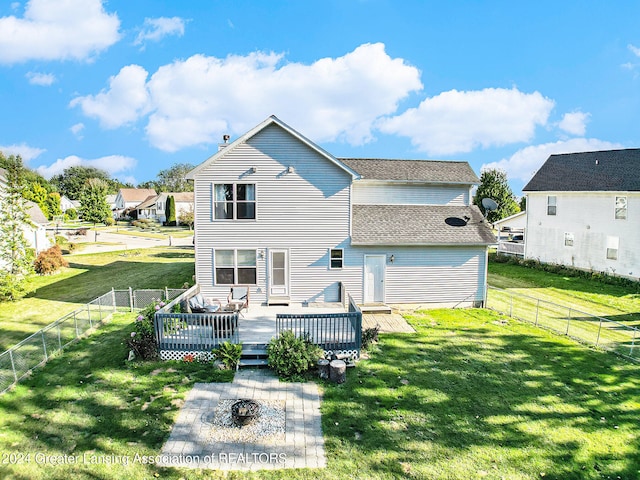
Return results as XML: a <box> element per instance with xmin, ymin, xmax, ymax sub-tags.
<box><xmin>186</xmin><ymin>115</ymin><xmax>360</xmax><ymax>180</ymax></box>
<box><xmin>341</xmin><ymin>158</ymin><xmax>479</xmax><ymax>184</ymax></box>
<box><xmin>523</xmin><ymin>148</ymin><xmax>640</xmax><ymax>192</ymax></box>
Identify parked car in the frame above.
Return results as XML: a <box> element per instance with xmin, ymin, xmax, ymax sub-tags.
<box><xmin>510</xmin><ymin>234</ymin><xmax>524</xmax><ymax>243</ymax></box>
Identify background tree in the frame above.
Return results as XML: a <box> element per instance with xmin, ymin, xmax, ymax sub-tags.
<box><xmin>0</xmin><ymin>154</ymin><xmax>34</xmax><ymax>300</ymax></box>
<box><xmin>519</xmin><ymin>196</ymin><xmax>526</xmax><ymax>211</ymax></box>
<box><xmin>473</xmin><ymin>168</ymin><xmax>520</xmax><ymax>223</ymax></box>
<box><xmin>141</xmin><ymin>162</ymin><xmax>195</xmax><ymax>192</ymax></box>
<box><xmin>165</xmin><ymin>195</ymin><xmax>176</xmax><ymax>226</ymax></box>
<box><xmin>22</xmin><ymin>182</ymin><xmax>50</xmax><ymax>218</ymax></box>
<box><xmin>79</xmin><ymin>178</ymin><xmax>111</xmax><ymax>225</ymax></box>
<box><xmin>178</xmin><ymin>206</ymin><xmax>194</xmax><ymax>230</ymax></box>
<box><xmin>46</xmin><ymin>192</ymin><xmax>62</xmax><ymax>219</ymax></box>
<box><xmin>50</xmin><ymin>166</ymin><xmax>128</xmax><ymax>199</ymax></box>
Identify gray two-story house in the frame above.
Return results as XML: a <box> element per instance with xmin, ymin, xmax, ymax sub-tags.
<box><xmin>186</xmin><ymin>116</ymin><xmax>495</xmax><ymax>308</ymax></box>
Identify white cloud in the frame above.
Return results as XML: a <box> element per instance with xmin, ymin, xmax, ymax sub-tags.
<box><xmin>558</xmin><ymin>111</ymin><xmax>590</xmax><ymax>136</ymax></box>
<box><xmin>0</xmin><ymin>0</ymin><xmax>120</xmax><ymax>64</ymax></box>
<box><xmin>70</xmin><ymin>64</ymin><xmax>151</xmax><ymax>129</ymax></box>
<box><xmin>35</xmin><ymin>154</ymin><xmax>136</xmax><ymax>179</ymax></box>
<box><xmin>628</xmin><ymin>44</ymin><xmax>640</xmax><ymax>57</ymax></box>
<box><xmin>0</xmin><ymin>143</ymin><xmax>46</xmax><ymax>162</ymax></box>
<box><xmin>481</xmin><ymin>138</ymin><xmax>624</xmax><ymax>184</ymax></box>
<box><xmin>134</xmin><ymin>16</ymin><xmax>185</xmax><ymax>47</ymax></box>
<box><xmin>71</xmin><ymin>43</ymin><xmax>422</xmax><ymax>151</ymax></box>
<box><xmin>378</xmin><ymin>87</ymin><xmax>555</xmax><ymax>156</ymax></box>
<box><xmin>70</xmin><ymin>123</ymin><xmax>85</xmax><ymax>138</ymax></box>
<box><xmin>26</xmin><ymin>71</ymin><xmax>56</xmax><ymax>86</ymax></box>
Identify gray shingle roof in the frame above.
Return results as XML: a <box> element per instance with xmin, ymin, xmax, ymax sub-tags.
<box><xmin>352</xmin><ymin>204</ymin><xmax>496</xmax><ymax>246</ymax></box>
<box><xmin>340</xmin><ymin>158</ymin><xmax>480</xmax><ymax>184</ymax></box>
<box><xmin>523</xmin><ymin>148</ymin><xmax>640</xmax><ymax>192</ymax></box>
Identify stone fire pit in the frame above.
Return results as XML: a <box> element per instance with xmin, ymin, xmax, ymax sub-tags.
<box><xmin>231</xmin><ymin>399</ymin><xmax>260</xmax><ymax>426</ymax></box>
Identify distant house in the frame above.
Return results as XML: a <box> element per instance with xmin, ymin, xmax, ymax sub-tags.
<box><xmin>60</xmin><ymin>195</ymin><xmax>79</xmax><ymax>213</ymax></box>
<box><xmin>136</xmin><ymin>192</ymin><xmax>194</xmax><ymax>224</ymax></box>
<box><xmin>106</xmin><ymin>194</ymin><xmax>117</xmax><ymax>215</ymax></box>
<box><xmin>523</xmin><ymin>148</ymin><xmax>640</xmax><ymax>280</ymax></box>
<box><xmin>186</xmin><ymin>115</ymin><xmax>495</xmax><ymax>307</ymax></box>
<box><xmin>493</xmin><ymin>211</ymin><xmax>526</xmax><ymax>256</ymax></box>
<box><xmin>114</xmin><ymin>188</ymin><xmax>157</xmax><ymax>218</ymax></box>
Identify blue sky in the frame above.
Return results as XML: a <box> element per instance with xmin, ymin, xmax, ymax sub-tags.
<box><xmin>1</xmin><ymin>0</ymin><xmax>640</xmax><ymax>195</ymax></box>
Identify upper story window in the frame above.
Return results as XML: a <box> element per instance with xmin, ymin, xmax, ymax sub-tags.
<box><xmin>615</xmin><ymin>196</ymin><xmax>627</xmax><ymax>220</ymax></box>
<box><xmin>214</xmin><ymin>184</ymin><xmax>255</xmax><ymax>220</ymax></box>
<box><xmin>547</xmin><ymin>195</ymin><xmax>557</xmax><ymax>216</ymax></box>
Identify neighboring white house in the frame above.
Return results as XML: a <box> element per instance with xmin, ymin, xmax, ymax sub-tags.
<box><xmin>136</xmin><ymin>192</ymin><xmax>194</xmax><ymax>223</ymax></box>
<box><xmin>493</xmin><ymin>211</ymin><xmax>526</xmax><ymax>256</ymax></box>
<box><xmin>114</xmin><ymin>188</ymin><xmax>157</xmax><ymax>217</ymax></box>
<box><xmin>60</xmin><ymin>195</ymin><xmax>79</xmax><ymax>213</ymax></box>
<box><xmin>523</xmin><ymin>148</ymin><xmax>640</xmax><ymax>280</ymax></box>
<box><xmin>186</xmin><ymin>116</ymin><xmax>495</xmax><ymax>307</ymax></box>
<box><xmin>0</xmin><ymin>167</ymin><xmax>52</xmax><ymax>256</ymax></box>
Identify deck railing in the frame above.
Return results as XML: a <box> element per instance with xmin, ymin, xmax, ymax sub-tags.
<box><xmin>276</xmin><ymin>295</ymin><xmax>362</xmax><ymax>356</ymax></box>
<box><xmin>154</xmin><ymin>312</ymin><xmax>239</xmax><ymax>352</ymax></box>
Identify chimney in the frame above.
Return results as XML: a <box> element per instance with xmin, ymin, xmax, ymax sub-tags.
<box><xmin>218</xmin><ymin>134</ymin><xmax>231</xmax><ymax>151</ymax></box>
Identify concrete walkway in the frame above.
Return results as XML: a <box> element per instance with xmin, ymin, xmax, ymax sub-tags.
<box><xmin>158</xmin><ymin>369</ymin><xmax>326</xmax><ymax>471</ymax></box>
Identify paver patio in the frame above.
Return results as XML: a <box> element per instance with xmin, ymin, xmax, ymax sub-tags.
<box><xmin>158</xmin><ymin>369</ymin><xmax>326</xmax><ymax>471</ymax></box>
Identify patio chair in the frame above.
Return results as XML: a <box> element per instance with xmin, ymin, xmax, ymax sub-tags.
<box><xmin>188</xmin><ymin>293</ymin><xmax>221</xmax><ymax>313</ymax></box>
<box><xmin>226</xmin><ymin>286</ymin><xmax>249</xmax><ymax>316</ymax></box>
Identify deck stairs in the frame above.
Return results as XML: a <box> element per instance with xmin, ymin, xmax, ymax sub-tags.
<box><xmin>238</xmin><ymin>343</ymin><xmax>269</xmax><ymax>368</ymax></box>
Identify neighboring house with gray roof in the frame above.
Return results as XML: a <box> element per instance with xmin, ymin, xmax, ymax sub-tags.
<box><xmin>136</xmin><ymin>192</ymin><xmax>194</xmax><ymax>224</ymax></box>
<box><xmin>523</xmin><ymin>148</ymin><xmax>640</xmax><ymax>280</ymax></box>
<box><xmin>187</xmin><ymin>115</ymin><xmax>495</xmax><ymax>308</ymax></box>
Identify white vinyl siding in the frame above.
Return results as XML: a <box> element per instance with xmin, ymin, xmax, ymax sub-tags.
<box><xmin>525</xmin><ymin>192</ymin><xmax>640</xmax><ymax>280</ymax></box>
<box><xmin>352</xmin><ymin>182</ymin><xmax>469</xmax><ymax>206</ymax></box>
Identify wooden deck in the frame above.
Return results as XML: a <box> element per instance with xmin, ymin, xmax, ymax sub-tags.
<box><xmin>362</xmin><ymin>313</ymin><xmax>415</xmax><ymax>333</ymax></box>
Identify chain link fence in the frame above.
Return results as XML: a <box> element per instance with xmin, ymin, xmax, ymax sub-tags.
<box><xmin>486</xmin><ymin>286</ymin><xmax>639</xmax><ymax>362</ymax></box>
<box><xmin>0</xmin><ymin>287</ymin><xmax>186</xmax><ymax>394</ymax></box>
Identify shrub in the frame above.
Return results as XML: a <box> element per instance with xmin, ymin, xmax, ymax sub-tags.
<box><xmin>362</xmin><ymin>325</ymin><xmax>380</xmax><ymax>350</ymax></box>
<box><xmin>212</xmin><ymin>342</ymin><xmax>243</xmax><ymax>370</ymax></box>
<box><xmin>0</xmin><ymin>272</ymin><xmax>28</xmax><ymax>301</ymax></box>
<box><xmin>65</xmin><ymin>208</ymin><xmax>78</xmax><ymax>220</ymax></box>
<box><xmin>267</xmin><ymin>330</ymin><xmax>323</xmax><ymax>381</ymax></box>
<box><xmin>126</xmin><ymin>300</ymin><xmax>164</xmax><ymax>360</ymax></box>
<box><xmin>34</xmin><ymin>245</ymin><xmax>68</xmax><ymax>275</ymax></box>
<box><xmin>104</xmin><ymin>217</ymin><xmax>115</xmax><ymax>226</ymax></box>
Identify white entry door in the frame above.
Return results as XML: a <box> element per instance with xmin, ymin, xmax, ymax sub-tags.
<box><xmin>364</xmin><ymin>255</ymin><xmax>385</xmax><ymax>303</ymax></box>
<box><xmin>269</xmin><ymin>249</ymin><xmax>289</xmax><ymax>297</ymax></box>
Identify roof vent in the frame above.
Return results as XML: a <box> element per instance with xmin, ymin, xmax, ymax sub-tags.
<box><xmin>595</xmin><ymin>159</ymin><xmax>599</xmax><ymax>165</ymax></box>
<box><xmin>218</xmin><ymin>134</ymin><xmax>231</xmax><ymax>151</ymax></box>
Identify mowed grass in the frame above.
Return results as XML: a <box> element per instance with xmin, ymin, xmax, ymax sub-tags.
<box><xmin>0</xmin><ymin>247</ymin><xmax>195</xmax><ymax>351</ymax></box>
<box><xmin>322</xmin><ymin>309</ymin><xmax>640</xmax><ymax>480</ymax></box>
<box><xmin>0</xmin><ymin>313</ymin><xmax>234</xmax><ymax>480</ymax></box>
<box><xmin>488</xmin><ymin>261</ymin><xmax>640</xmax><ymax>323</ymax></box>
<box><xmin>1</xmin><ymin>308</ymin><xmax>638</xmax><ymax>479</ymax></box>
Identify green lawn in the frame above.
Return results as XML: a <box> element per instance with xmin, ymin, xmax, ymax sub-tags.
<box><xmin>488</xmin><ymin>261</ymin><xmax>640</xmax><ymax>321</ymax></box>
<box><xmin>1</xmin><ymin>309</ymin><xmax>638</xmax><ymax>479</ymax></box>
<box><xmin>0</xmin><ymin>247</ymin><xmax>195</xmax><ymax>351</ymax></box>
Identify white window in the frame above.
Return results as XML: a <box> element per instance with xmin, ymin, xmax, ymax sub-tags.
<box><xmin>330</xmin><ymin>249</ymin><xmax>343</xmax><ymax>269</ymax></box>
<box><xmin>564</xmin><ymin>232</ymin><xmax>574</xmax><ymax>247</ymax></box>
<box><xmin>606</xmin><ymin>236</ymin><xmax>619</xmax><ymax>261</ymax></box>
<box><xmin>615</xmin><ymin>196</ymin><xmax>627</xmax><ymax>220</ymax></box>
<box><xmin>214</xmin><ymin>249</ymin><xmax>257</xmax><ymax>285</ymax></box>
<box><xmin>214</xmin><ymin>184</ymin><xmax>255</xmax><ymax>220</ymax></box>
<box><xmin>547</xmin><ymin>196</ymin><xmax>557</xmax><ymax>216</ymax></box>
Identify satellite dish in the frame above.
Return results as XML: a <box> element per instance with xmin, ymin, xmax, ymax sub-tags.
<box><xmin>481</xmin><ymin>198</ymin><xmax>498</xmax><ymax>211</ymax></box>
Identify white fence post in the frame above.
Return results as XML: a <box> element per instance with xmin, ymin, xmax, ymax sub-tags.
<box><xmin>9</xmin><ymin>350</ymin><xmax>18</xmax><ymax>382</ymax></box>
<box><xmin>129</xmin><ymin>287</ymin><xmax>134</xmax><ymax>312</ymax></box>
<box><xmin>631</xmin><ymin>328</ymin><xmax>637</xmax><ymax>357</ymax></box>
<box><xmin>41</xmin><ymin>331</ymin><xmax>48</xmax><ymax>362</ymax></box>
<box><xmin>596</xmin><ymin>318</ymin><xmax>603</xmax><ymax>346</ymax></box>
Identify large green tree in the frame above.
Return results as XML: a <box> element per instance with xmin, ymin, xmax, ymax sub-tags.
<box><xmin>0</xmin><ymin>154</ymin><xmax>34</xmax><ymax>300</ymax></box>
<box><xmin>50</xmin><ymin>166</ymin><xmax>127</xmax><ymax>199</ymax></box>
<box><xmin>79</xmin><ymin>178</ymin><xmax>111</xmax><ymax>225</ymax></box>
<box><xmin>140</xmin><ymin>162</ymin><xmax>195</xmax><ymax>192</ymax></box>
<box><xmin>473</xmin><ymin>168</ymin><xmax>520</xmax><ymax>223</ymax></box>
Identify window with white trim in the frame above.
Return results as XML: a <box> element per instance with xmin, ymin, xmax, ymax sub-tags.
<box><xmin>615</xmin><ymin>196</ymin><xmax>627</xmax><ymax>220</ymax></box>
<box><xmin>564</xmin><ymin>232</ymin><xmax>574</xmax><ymax>247</ymax></box>
<box><xmin>214</xmin><ymin>184</ymin><xmax>255</xmax><ymax>220</ymax></box>
<box><xmin>547</xmin><ymin>195</ymin><xmax>557</xmax><ymax>216</ymax></box>
<box><xmin>606</xmin><ymin>236</ymin><xmax>619</xmax><ymax>260</ymax></box>
<box><xmin>330</xmin><ymin>249</ymin><xmax>343</xmax><ymax>269</ymax></box>
<box><xmin>214</xmin><ymin>249</ymin><xmax>257</xmax><ymax>285</ymax></box>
